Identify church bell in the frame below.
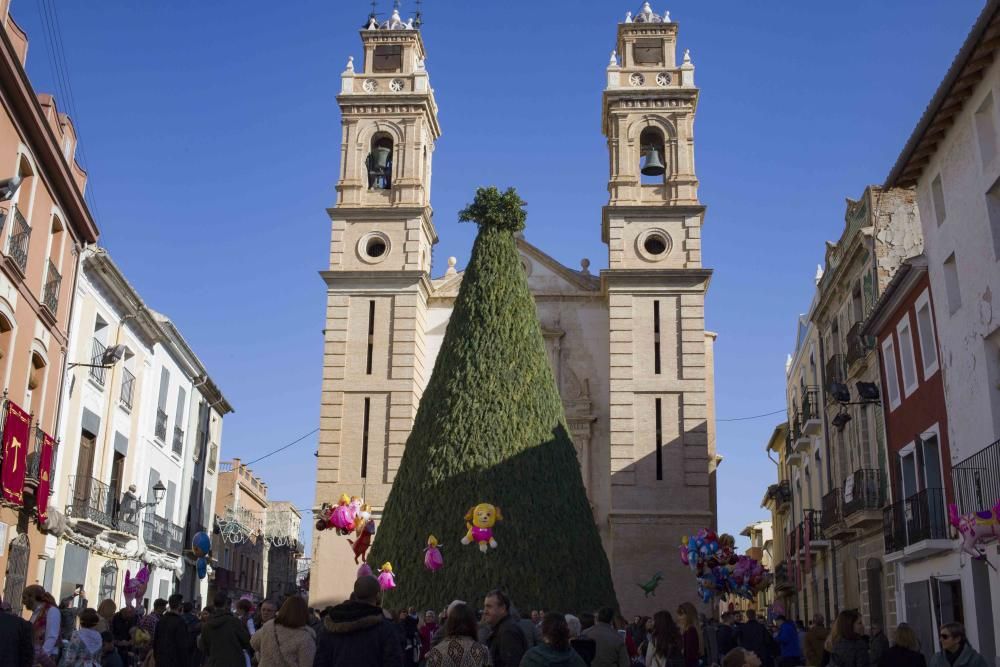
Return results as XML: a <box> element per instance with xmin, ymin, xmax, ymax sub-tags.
<box><xmin>641</xmin><ymin>147</ymin><xmax>666</xmax><ymax>176</ymax></box>
<box><xmin>372</xmin><ymin>145</ymin><xmax>392</xmax><ymax>171</ymax></box>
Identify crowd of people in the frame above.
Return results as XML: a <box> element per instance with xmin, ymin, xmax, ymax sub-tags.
<box><xmin>0</xmin><ymin>579</ymin><xmax>992</xmax><ymax>667</ymax></box>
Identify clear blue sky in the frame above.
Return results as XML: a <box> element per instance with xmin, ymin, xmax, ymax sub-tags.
<box><xmin>11</xmin><ymin>1</ymin><xmax>984</xmax><ymax>552</ymax></box>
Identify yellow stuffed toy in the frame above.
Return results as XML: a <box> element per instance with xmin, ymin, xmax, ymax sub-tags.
<box><xmin>461</xmin><ymin>503</ymin><xmax>502</xmax><ymax>553</ymax></box>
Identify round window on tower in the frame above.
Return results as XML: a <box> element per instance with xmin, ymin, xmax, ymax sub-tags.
<box><xmin>358</xmin><ymin>232</ymin><xmax>392</xmax><ymax>264</ymax></box>
<box><xmin>636</xmin><ymin>229</ymin><xmax>673</xmax><ymax>262</ymax></box>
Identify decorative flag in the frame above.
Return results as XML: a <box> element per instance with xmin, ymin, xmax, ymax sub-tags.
<box><xmin>804</xmin><ymin>513</ymin><xmax>812</xmax><ymax>574</ymax></box>
<box><xmin>1</xmin><ymin>401</ymin><xmax>31</xmax><ymax>505</ymax></box>
<box><xmin>36</xmin><ymin>432</ymin><xmax>55</xmax><ymax>522</ymax></box>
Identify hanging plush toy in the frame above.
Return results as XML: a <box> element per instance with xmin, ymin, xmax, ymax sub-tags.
<box><xmin>330</xmin><ymin>494</ymin><xmax>355</xmax><ymax>534</ymax></box>
<box><xmin>637</xmin><ymin>572</ymin><xmax>664</xmax><ymax>598</ymax></box>
<box><xmin>347</xmin><ymin>505</ymin><xmax>376</xmax><ymax>564</ymax></box>
<box><xmin>123</xmin><ymin>565</ymin><xmax>150</xmax><ymax>609</ymax></box>
<box><xmin>378</xmin><ymin>562</ymin><xmax>396</xmax><ymax>590</ymax></box>
<box><xmin>949</xmin><ymin>501</ymin><xmax>1000</xmax><ymax>559</ymax></box>
<box><xmin>315</xmin><ymin>502</ymin><xmax>335</xmax><ymax>531</ymax></box>
<box><xmin>424</xmin><ymin>535</ymin><xmax>444</xmax><ymax>572</ymax></box>
<box><xmin>192</xmin><ymin>531</ymin><xmax>212</xmax><ymax>579</ymax></box>
<box><xmin>461</xmin><ymin>503</ymin><xmax>502</xmax><ymax>553</ymax></box>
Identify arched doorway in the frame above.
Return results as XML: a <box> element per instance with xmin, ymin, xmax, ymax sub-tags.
<box><xmin>2</xmin><ymin>532</ymin><xmax>30</xmax><ymax>606</ymax></box>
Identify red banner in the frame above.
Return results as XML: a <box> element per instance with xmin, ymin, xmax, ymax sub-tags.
<box><xmin>1</xmin><ymin>401</ymin><xmax>30</xmax><ymax>505</ymax></box>
<box><xmin>36</xmin><ymin>432</ymin><xmax>54</xmax><ymax>522</ymax></box>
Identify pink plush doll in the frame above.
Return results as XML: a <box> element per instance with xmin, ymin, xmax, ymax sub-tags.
<box><xmin>378</xmin><ymin>562</ymin><xmax>396</xmax><ymax>590</ymax></box>
<box><xmin>949</xmin><ymin>501</ymin><xmax>1000</xmax><ymax>559</ymax></box>
<box><xmin>331</xmin><ymin>495</ymin><xmax>362</xmax><ymax>535</ymax></box>
<box><xmin>123</xmin><ymin>565</ymin><xmax>150</xmax><ymax>609</ymax></box>
<box><xmin>424</xmin><ymin>536</ymin><xmax>444</xmax><ymax>572</ymax></box>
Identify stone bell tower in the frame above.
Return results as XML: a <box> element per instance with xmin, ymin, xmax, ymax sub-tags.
<box><xmin>311</xmin><ymin>6</ymin><xmax>440</xmax><ymax>606</ymax></box>
<box><xmin>601</xmin><ymin>3</ymin><xmax>717</xmax><ymax>614</ymax></box>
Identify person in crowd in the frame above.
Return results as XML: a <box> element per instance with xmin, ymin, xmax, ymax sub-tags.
<box><xmin>198</xmin><ymin>593</ymin><xmax>253</xmax><ymax>667</ymax></box>
<box><xmin>249</xmin><ymin>596</ymin><xmax>315</xmax><ymax>667</ymax></box>
<box><xmin>313</xmin><ymin>575</ymin><xmax>402</xmax><ymax>667</ymax></box>
<box><xmin>774</xmin><ymin>614</ymin><xmax>802</xmax><ymax>667</ymax></box>
<box><xmin>60</xmin><ymin>587</ymin><xmax>88</xmax><ymax>642</ymax></box>
<box><xmin>579</xmin><ymin>614</ymin><xmax>595</xmax><ymax>635</ymax></box>
<box><xmin>716</xmin><ymin>613</ymin><xmax>737</xmax><ymax>658</ymax></box>
<box><xmin>236</xmin><ymin>600</ymin><xmax>256</xmax><ymax>637</ymax></box>
<box><xmin>929</xmin><ymin>622</ymin><xmax>989</xmax><ymax>667</ymax></box>
<box><xmin>23</xmin><ymin>585</ymin><xmax>61</xmax><ymax>667</ymax></box>
<box><xmin>531</xmin><ymin>611</ymin><xmax>541</xmax><ymax>626</ymax></box>
<box><xmin>110</xmin><ymin>605</ymin><xmax>136</xmax><ymax>667</ymax></box>
<box><xmin>100</xmin><ymin>632</ymin><xmax>123</xmax><ymax>667</ymax></box>
<box><xmin>180</xmin><ymin>602</ymin><xmax>202</xmax><ymax>666</ymax></box>
<box><xmin>566</xmin><ymin>615</ymin><xmax>595</xmax><ymax>666</ymax></box>
<box><xmin>305</xmin><ymin>609</ymin><xmax>322</xmax><ymax>639</ymax></box>
<box><xmin>254</xmin><ymin>602</ymin><xmax>277</xmax><ymax>637</ymax></box>
<box><xmin>735</xmin><ymin>610</ymin><xmax>772</xmax><ymax>667</ymax></box>
<box><xmin>431</xmin><ymin>604</ymin><xmax>457</xmax><ymax>648</ymax></box>
<box><xmin>675</xmin><ymin>603</ymin><xmax>702</xmax><ymax>667</ymax></box>
<box><xmin>0</xmin><ymin>595</ymin><xmax>35</xmax><ymax>667</ymax></box>
<box><xmin>514</xmin><ymin>606</ymin><xmax>540</xmax><ymax>650</ymax></box>
<box><xmin>703</xmin><ymin>615</ymin><xmax>719</xmax><ymax>667</ymax></box>
<box><xmin>803</xmin><ymin>614</ymin><xmax>828</xmax><ymax>666</ymax></box>
<box><xmin>644</xmin><ymin>610</ymin><xmax>683</xmax><ymax>667</ymax></box>
<box><xmin>60</xmin><ymin>608</ymin><xmax>104</xmax><ymax>667</ymax></box>
<box><xmin>482</xmin><ymin>590</ymin><xmax>528</xmax><ymax>667</ymax></box>
<box><xmin>520</xmin><ymin>612</ymin><xmax>586</xmax><ymax>667</ymax></box>
<box><xmin>581</xmin><ymin>607</ymin><xmax>627</xmax><ymax>667</ymax></box>
<box><xmin>876</xmin><ymin>623</ymin><xmax>925</xmax><ymax>667</ymax></box>
<box><xmin>397</xmin><ymin>607</ymin><xmax>421</xmax><ymax>667</ymax></box>
<box><xmin>418</xmin><ymin>610</ymin><xmax>439</xmax><ymax>663</ymax></box>
<box><xmin>95</xmin><ymin>601</ymin><xmax>116</xmax><ymax>635</ymax></box>
<box><xmin>829</xmin><ymin>610</ymin><xmax>870</xmax><ymax>667</ymax></box>
<box><xmin>869</xmin><ymin>623</ymin><xmax>889</xmax><ymax>667</ymax></box>
<box><xmin>424</xmin><ymin>602</ymin><xmax>491</xmax><ymax>667</ymax></box>
<box><xmin>721</xmin><ymin>647</ymin><xmax>761</xmax><ymax>667</ymax></box>
<box><xmin>152</xmin><ymin>594</ymin><xmax>190</xmax><ymax>667</ymax></box>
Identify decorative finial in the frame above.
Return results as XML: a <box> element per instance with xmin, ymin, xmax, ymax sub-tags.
<box><xmin>367</xmin><ymin>16</ymin><xmax>377</xmax><ymax>30</ymax></box>
<box><xmin>665</xmin><ymin>10</ymin><xmax>671</xmax><ymax>22</ymax></box>
<box><xmin>580</xmin><ymin>258</ymin><xmax>591</xmax><ymax>275</ymax></box>
<box><xmin>609</xmin><ymin>50</ymin><xmax>618</xmax><ymax>67</ymax></box>
<box><xmin>625</xmin><ymin>10</ymin><xmax>632</xmax><ymax>23</ymax></box>
<box><xmin>416</xmin><ymin>57</ymin><xmax>426</xmax><ymax>71</ymax></box>
<box><xmin>345</xmin><ymin>56</ymin><xmax>355</xmax><ymax>73</ymax></box>
<box><xmin>446</xmin><ymin>257</ymin><xmax>457</xmax><ymax>275</ymax></box>
<box><xmin>405</xmin><ymin>17</ymin><xmax>414</xmax><ymax>29</ymax></box>
<box><xmin>683</xmin><ymin>48</ymin><xmax>692</xmax><ymax>64</ymax></box>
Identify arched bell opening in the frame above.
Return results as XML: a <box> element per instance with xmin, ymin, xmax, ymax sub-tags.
<box><xmin>639</xmin><ymin>127</ymin><xmax>667</xmax><ymax>185</ymax></box>
<box><xmin>367</xmin><ymin>133</ymin><xmax>394</xmax><ymax>190</ymax></box>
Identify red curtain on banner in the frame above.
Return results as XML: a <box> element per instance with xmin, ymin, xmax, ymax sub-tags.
<box><xmin>1</xmin><ymin>401</ymin><xmax>31</xmax><ymax>505</ymax></box>
<box><xmin>36</xmin><ymin>432</ymin><xmax>54</xmax><ymax>522</ymax></box>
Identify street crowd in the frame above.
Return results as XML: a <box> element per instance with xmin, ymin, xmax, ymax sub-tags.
<box><xmin>0</xmin><ymin>577</ymin><xmax>992</xmax><ymax>667</ymax></box>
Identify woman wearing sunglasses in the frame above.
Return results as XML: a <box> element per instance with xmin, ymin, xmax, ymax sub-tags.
<box><xmin>929</xmin><ymin>623</ymin><xmax>988</xmax><ymax>667</ymax></box>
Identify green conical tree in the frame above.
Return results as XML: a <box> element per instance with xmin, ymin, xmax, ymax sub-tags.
<box><xmin>369</xmin><ymin>186</ymin><xmax>618</xmax><ymax>612</ymax></box>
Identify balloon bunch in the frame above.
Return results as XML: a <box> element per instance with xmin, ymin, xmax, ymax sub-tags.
<box><xmin>678</xmin><ymin>529</ymin><xmax>772</xmax><ymax>602</ymax></box>
<box><xmin>192</xmin><ymin>531</ymin><xmax>212</xmax><ymax>579</ymax></box>
<box><xmin>315</xmin><ymin>494</ymin><xmax>364</xmax><ymax>535</ymax></box>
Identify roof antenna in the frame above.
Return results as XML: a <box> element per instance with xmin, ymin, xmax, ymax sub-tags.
<box><xmin>365</xmin><ymin>0</ymin><xmax>377</xmax><ymax>27</ymax></box>
<box><xmin>414</xmin><ymin>0</ymin><xmax>423</xmax><ymax>27</ymax></box>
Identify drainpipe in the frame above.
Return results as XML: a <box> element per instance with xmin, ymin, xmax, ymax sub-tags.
<box><xmin>818</xmin><ymin>333</ymin><xmax>841</xmax><ymax>619</ymax></box>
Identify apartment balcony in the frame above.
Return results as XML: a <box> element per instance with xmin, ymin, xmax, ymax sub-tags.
<box><xmin>774</xmin><ymin>561</ymin><xmax>794</xmax><ymax>595</ymax></box>
<box><xmin>796</xmin><ymin>509</ymin><xmax>830</xmax><ymax>553</ymax></box>
<box><xmin>5</xmin><ymin>206</ymin><xmax>30</xmax><ymax>276</ymax></box>
<box><xmin>801</xmin><ymin>387</ymin><xmax>822</xmax><ymax>435</ymax></box>
<box><xmin>883</xmin><ymin>487</ymin><xmax>951</xmax><ymax>563</ymax></box>
<box><xmin>846</xmin><ymin>322</ymin><xmax>873</xmax><ymax>369</ymax></box>
<box><xmin>65</xmin><ymin>476</ymin><xmax>140</xmax><ymax>542</ymax></box>
<box><xmin>41</xmin><ymin>259</ymin><xmax>61</xmax><ymax>318</ymax></box>
<box><xmin>89</xmin><ymin>339</ymin><xmax>107</xmax><ymax>387</ymax></box>
<box><xmin>143</xmin><ymin>514</ymin><xmax>184</xmax><ymax>555</ymax></box>
<box><xmin>155</xmin><ymin>409</ymin><xmax>168</xmax><ymax>442</ymax></box>
<box><xmin>23</xmin><ymin>427</ymin><xmax>53</xmax><ymax>493</ymax></box>
<box><xmin>843</xmin><ymin>468</ymin><xmax>885</xmax><ymax>530</ymax></box>
<box><xmin>765</xmin><ymin>480</ymin><xmax>793</xmax><ymax>515</ymax></box>
<box><xmin>824</xmin><ymin>354</ymin><xmax>846</xmax><ymax>400</ymax></box>
<box><xmin>821</xmin><ymin>487</ymin><xmax>853</xmax><ymax>539</ymax></box>
<box><xmin>792</xmin><ymin>413</ymin><xmax>812</xmax><ymax>454</ymax></box>
<box><xmin>952</xmin><ymin>437</ymin><xmax>1000</xmax><ymax>516</ymax></box>
<box><xmin>785</xmin><ymin>437</ymin><xmax>804</xmax><ymax>467</ymax></box>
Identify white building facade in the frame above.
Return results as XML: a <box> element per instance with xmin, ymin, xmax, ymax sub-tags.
<box><xmin>43</xmin><ymin>247</ymin><xmax>231</xmax><ymax>609</ymax></box>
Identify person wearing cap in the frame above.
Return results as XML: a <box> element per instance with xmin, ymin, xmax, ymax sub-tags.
<box><xmin>314</xmin><ymin>576</ymin><xmax>402</xmax><ymax>667</ymax></box>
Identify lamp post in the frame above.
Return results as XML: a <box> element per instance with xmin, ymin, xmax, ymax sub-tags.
<box><xmin>144</xmin><ymin>480</ymin><xmax>167</xmax><ymax>510</ymax></box>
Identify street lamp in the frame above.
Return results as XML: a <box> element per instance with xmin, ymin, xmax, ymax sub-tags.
<box><xmin>68</xmin><ymin>344</ymin><xmax>129</xmax><ymax>370</ymax></box>
<box><xmin>143</xmin><ymin>480</ymin><xmax>167</xmax><ymax>509</ymax></box>
<box><xmin>0</xmin><ymin>175</ymin><xmax>23</xmax><ymax>202</ymax></box>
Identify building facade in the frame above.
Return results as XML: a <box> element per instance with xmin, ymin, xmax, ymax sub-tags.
<box><xmin>884</xmin><ymin>1</ymin><xmax>1000</xmax><ymax>658</ymax></box>
<box><xmin>44</xmin><ymin>246</ymin><xmax>230</xmax><ymax>609</ymax></box>
<box><xmin>761</xmin><ymin>423</ymin><xmax>793</xmax><ymax>616</ymax></box>
<box><xmin>0</xmin><ymin>4</ymin><xmax>99</xmax><ymax>605</ymax></box>
<box><xmin>311</xmin><ymin>3</ymin><xmax>717</xmax><ymax>613</ymax></box>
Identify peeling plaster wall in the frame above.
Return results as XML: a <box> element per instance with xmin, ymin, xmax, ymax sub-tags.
<box><xmin>873</xmin><ymin>188</ymin><xmax>923</xmax><ymax>292</ymax></box>
<box><xmin>916</xmin><ymin>55</ymin><xmax>1000</xmax><ymax>460</ymax></box>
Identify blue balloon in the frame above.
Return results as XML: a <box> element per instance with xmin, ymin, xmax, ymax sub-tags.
<box><xmin>197</xmin><ymin>557</ymin><xmax>207</xmax><ymax>579</ymax></box>
<box><xmin>192</xmin><ymin>531</ymin><xmax>211</xmax><ymax>557</ymax></box>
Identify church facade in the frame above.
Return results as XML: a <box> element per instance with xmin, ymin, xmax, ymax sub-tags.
<box><xmin>311</xmin><ymin>3</ymin><xmax>718</xmax><ymax>615</ymax></box>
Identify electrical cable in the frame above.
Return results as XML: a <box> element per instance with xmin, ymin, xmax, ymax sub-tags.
<box><xmin>243</xmin><ymin>428</ymin><xmax>319</xmax><ymax>466</ymax></box>
<box><xmin>716</xmin><ymin>408</ymin><xmax>787</xmax><ymax>422</ymax></box>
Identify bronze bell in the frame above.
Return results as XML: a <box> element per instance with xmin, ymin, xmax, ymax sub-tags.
<box><xmin>641</xmin><ymin>147</ymin><xmax>666</xmax><ymax>176</ymax></box>
<box><xmin>373</xmin><ymin>145</ymin><xmax>392</xmax><ymax>171</ymax></box>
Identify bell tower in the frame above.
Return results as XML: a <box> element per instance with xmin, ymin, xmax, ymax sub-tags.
<box><xmin>312</xmin><ymin>5</ymin><xmax>440</xmax><ymax>606</ymax></box>
<box><xmin>600</xmin><ymin>3</ymin><xmax>717</xmax><ymax>614</ymax></box>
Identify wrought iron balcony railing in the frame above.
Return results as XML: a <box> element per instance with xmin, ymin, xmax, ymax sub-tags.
<box><xmin>825</xmin><ymin>353</ymin><xmax>846</xmax><ymax>389</ymax></box>
<box><xmin>24</xmin><ymin>426</ymin><xmax>47</xmax><ymax>482</ymax></box>
<box><xmin>952</xmin><ymin>438</ymin><xmax>1000</xmax><ymax>515</ymax></box>
<box><xmin>6</xmin><ymin>206</ymin><xmax>30</xmax><ymax>273</ymax></box>
<box><xmin>801</xmin><ymin>388</ymin><xmax>821</xmax><ymax>422</ymax></box>
<box><xmin>798</xmin><ymin>509</ymin><xmax>825</xmax><ymax>545</ymax></box>
<box><xmin>843</xmin><ymin>468</ymin><xmax>885</xmax><ymax>517</ymax></box>
<box><xmin>821</xmin><ymin>488</ymin><xmax>842</xmax><ymax>530</ymax></box>
<box><xmin>89</xmin><ymin>339</ymin><xmax>107</xmax><ymax>386</ymax></box>
<box><xmin>143</xmin><ymin>514</ymin><xmax>184</xmax><ymax>554</ymax></box>
<box><xmin>846</xmin><ymin>321</ymin><xmax>872</xmax><ymax>366</ymax></box>
<box><xmin>42</xmin><ymin>260</ymin><xmax>60</xmax><ymax>315</ymax></box>
<box><xmin>66</xmin><ymin>475</ymin><xmax>139</xmax><ymax>535</ymax></box>
<box><xmin>119</xmin><ymin>368</ymin><xmax>136</xmax><ymax>410</ymax></box>
<box><xmin>172</xmin><ymin>426</ymin><xmax>184</xmax><ymax>455</ymax></box>
<box><xmin>155</xmin><ymin>409</ymin><xmax>168</xmax><ymax>442</ymax></box>
<box><xmin>883</xmin><ymin>487</ymin><xmax>949</xmax><ymax>553</ymax></box>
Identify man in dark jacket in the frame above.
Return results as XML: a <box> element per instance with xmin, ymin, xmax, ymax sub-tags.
<box><xmin>198</xmin><ymin>593</ymin><xmax>252</xmax><ymax>667</ymax></box>
<box><xmin>0</xmin><ymin>598</ymin><xmax>34</xmax><ymax>667</ymax></box>
<box><xmin>717</xmin><ymin>612</ymin><xmax>737</xmax><ymax>657</ymax></box>
<box><xmin>736</xmin><ymin>610</ymin><xmax>774</xmax><ymax>667</ymax></box>
<box><xmin>581</xmin><ymin>608</ymin><xmax>628</xmax><ymax>667</ymax></box>
<box><xmin>483</xmin><ymin>590</ymin><xmax>528</xmax><ymax>667</ymax></box>
<box><xmin>153</xmin><ymin>594</ymin><xmax>191</xmax><ymax>667</ymax></box>
<box><xmin>314</xmin><ymin>576</ymin><xmax>403</xmax><ymax>667</ymax></box>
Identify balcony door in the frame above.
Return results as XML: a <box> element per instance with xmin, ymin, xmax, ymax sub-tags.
<box><xmin>899</xmin><ymin>433</ymin><xmax>947</xmax><ymax>541</ymax></box>
<box><xmin>75</xmin><ymin>430</ymin><xmax>96</xmax><ymax>503</ymax></box>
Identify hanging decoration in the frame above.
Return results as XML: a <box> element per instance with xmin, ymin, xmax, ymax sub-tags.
<box><xmin>637</xmin><ymin>572</ymin><xmax>664</xmax><ymax>597</ymax></box>
<box><xmin>192</xmin><ymin>531</ymin><xmax>212</xmax><ymax>579</ymax></box>
<box><xmin>424</xmin><ymin>535</ymin><xmax>443</xmax><ymax>572</ymax></box>
<box><xmin>378</xmin><ymin>562</ymin><xmax>396</xmax><ymax>590</ymax></box>
<box><xmin>35</xmin><ymin>431</ymin><xmax>55</xmax><ymax>523</ymax></box>
<box><xmin>678</xmin><ymin>529</ymin><xmax>772</xmax><ymax>602</ymax></box>
<box><xmin>123</xmin><ymin>565</ymin><xmax>150</xmax><ymax>608</ymax></box>
<box><xmin>949</xmin><ymin>501</ymin><xmax>1000</xmax><ymax>560</ymax></box>
<box><xmin>347</xmin><ymin>504</ymin><xmax>376</xmax><ymax>563</ymax></box>
<box><xmin>1</xmin><ymin>400</ymin><xmax>30</xmax><ymax>506</ymax></box>
<box><xmin>460</xmin><ymin>503</ymin><xmax>502</xmax><ymax>553</ymax></box>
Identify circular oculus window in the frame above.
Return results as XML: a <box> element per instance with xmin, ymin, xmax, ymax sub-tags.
<box><xmin>656</xmin><ymin>72</ymin><xmax>671</xmax><ymax>86</ymax></box>
<box><xmin>636</xmin><ymin>229</ymin><xmax>673</xmax><ymax>261</ymax></box>
<box><xmin>389</xmin><ymin>79</ymin><xmax>404</xmax><ymax>92</ymax></box>
<box><xmin>358</xmin><ymin>232</ymin><xmax>391</xmax><ymax>263</ymax></box>
<box><xmin>629</xmin><ymin>72</ymin><xmax>645</xmax><ymax>87</ymax></box>
<box><xmin>363</xmin><ymin>79</ymin><xmax>378</xmax><ymax>93</ymax></box>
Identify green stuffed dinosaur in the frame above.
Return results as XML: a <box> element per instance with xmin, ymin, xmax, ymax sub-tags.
<box><xmin>638</xmin><ymin>572</ymin><xmax>664</xmax><ymax>597</ymax></box>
